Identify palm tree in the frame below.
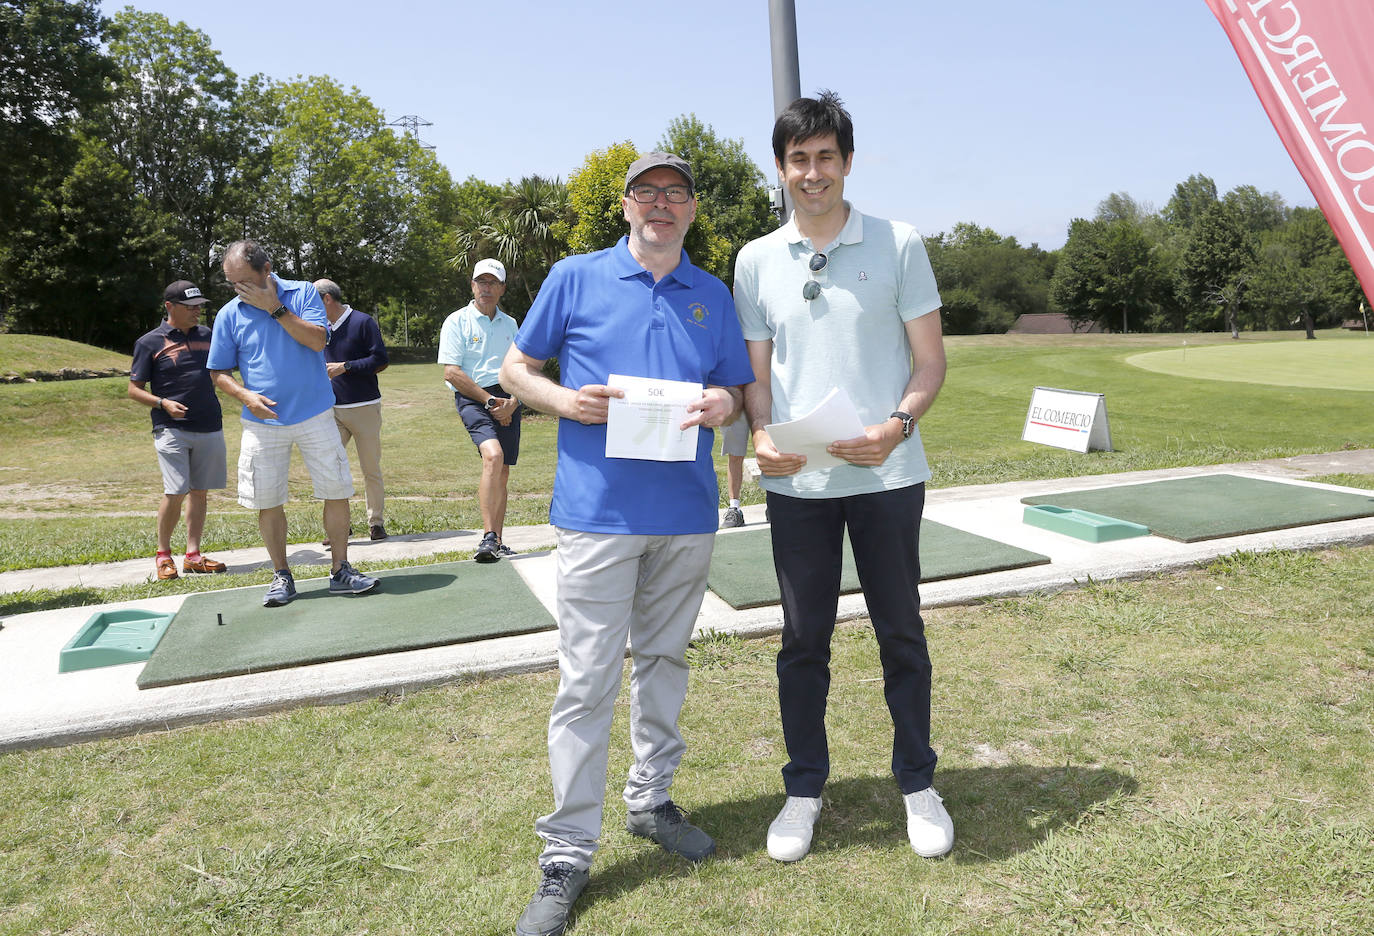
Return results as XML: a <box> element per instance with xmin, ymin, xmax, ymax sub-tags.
<box><xmin>448</xmin><ymin>175</ymin><xmax>571</xmax><ymax>315</ymax></box>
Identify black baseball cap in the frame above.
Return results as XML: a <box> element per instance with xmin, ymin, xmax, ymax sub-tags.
<box><xmin>164</xmin><ymin>280</ymin><xmax>209</xmax><ymax>306</ymax></box>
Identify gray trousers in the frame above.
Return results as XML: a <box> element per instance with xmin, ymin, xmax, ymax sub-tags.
<box><xmin>535</xmin><ymin>528</ymin><xmax>715</xmax><ymax>870</ymax></box>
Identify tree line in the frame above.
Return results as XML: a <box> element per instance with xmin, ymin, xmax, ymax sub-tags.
<box><xmin>919</xmin><ymin>175</ymin><xmax>1365</xmax><ymax>337</ymax></box>
<box><xmin>1050</xmin><ymin>175</ymin><xmax>1365</xmax><ymax>336</ymax></box>
<box><xmin>0</xmin><ymin>2</ymin><xmax>774</xmax><ymax>351</ymax></box>
<box><xmin>3</xmin><ymin>2</ymin><xmax>1363</xmax><ymax>351</ymax></box>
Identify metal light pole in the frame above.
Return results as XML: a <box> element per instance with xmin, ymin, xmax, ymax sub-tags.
<box><xmin>768</xmin><ymin>0</ymin><xmax>801</xmax><ymax>222</ymax></box>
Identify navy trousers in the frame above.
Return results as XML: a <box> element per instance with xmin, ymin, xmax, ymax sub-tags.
<box><xmin>767</xmin><ymin>483</ymin><xmax>937</xmax><ymax>797</ymax></box>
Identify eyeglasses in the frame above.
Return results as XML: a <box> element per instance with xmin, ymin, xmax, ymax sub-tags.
<box><xmin>802</xmin><ymin>251</ymin><xmax>828</xmax><ymax>301</ymax></box>
<box><xmin>628</xmin><ymin>184</ymin><xmax>693</xmax><ymax>204</ymax></box>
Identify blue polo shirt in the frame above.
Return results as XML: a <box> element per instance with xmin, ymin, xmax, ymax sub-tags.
<box><xmin>517</xmin><ymin>237</ymin><xmax>754</xmax><ymax>535</ymax></box>
<box><xmin>206</xmin><ymin>274</ymin><xmax>335</xmax><ymax>427</ymax></box>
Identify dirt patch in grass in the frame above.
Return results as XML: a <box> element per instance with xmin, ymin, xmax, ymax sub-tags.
<box><xmin>0</xmin><ymin>481</ymin><xmax>114</xmax><ymax>512</ymax></box>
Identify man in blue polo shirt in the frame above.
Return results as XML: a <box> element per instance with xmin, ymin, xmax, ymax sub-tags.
<box><xmin>128</xmin><ymin>279</ymin><xmax>229</xmax><ymax>581</ymax></box>
<box><xmin>208</xmin><ymin>239</ymin><xmax>378</xmax><ymax>607</ymax></box>
<box><xmin>437</xmin><ymin>258</ymin><xmax>521</xmax><ymax>562</ymax></box>
<box><xmin>500</xmin><ymin>152</ymin><xmax>753</xmax><ymax>936</ymax></box>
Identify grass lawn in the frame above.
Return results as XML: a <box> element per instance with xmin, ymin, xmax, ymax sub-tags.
<box><xmin>1</xmin><ymin>546</ymin><xmax>1370</xmax><ymax>934</ymax></box>
<box><xmin>3</xmin><ymin>332</ymin><xmax>1372</xmax><ymax>933</ymax></box>
<box><xmin>3</xmin><ymin>329</ymin><xmax>1372</xmax><ymax>576</ymax></box>
<box><xmin>0</xmin><ymin>333</ymin><xmax>129</xmax><ymax>378</ymax></box>
<box><xmin>1127</xmin><ymin>335</ymin><xmax>1374</xmax><ymax>391</ymax></box>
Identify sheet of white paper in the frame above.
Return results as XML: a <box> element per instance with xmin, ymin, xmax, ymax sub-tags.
<box><xmin>605</xmin><ymin>374</ymin><xmax>702</xmax><ymax>462</ymax></box>
<box><xmin>765</xmin><ymin>386</ymin><xmax>867</xmax><ymax>473</ymax></box>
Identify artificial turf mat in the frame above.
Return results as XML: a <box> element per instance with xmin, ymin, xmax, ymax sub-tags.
<box><xmin>137</xmin><ymin>559</ymin><xmax>555</xmax><ymax>689</ymax></box>
<box><xmin>706</xmin><ymin>520</ymin><xmax>1050</xmax><ymax>610</ymax></box>
<box><xmin>1021</xmin><ymin>473</ymin><xmax>1374</xmax><ymax>543</ymax></box>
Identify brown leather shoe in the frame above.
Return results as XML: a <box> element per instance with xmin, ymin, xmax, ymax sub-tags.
<box><xmin>156</xmin><ymin>556</ymin><xmax>179</xmax><ymax>581</ymax></box>
<box><xmin>183</xmin><ymin>555</ymin><xmax>227</xmax><ymax>574</ymax></box>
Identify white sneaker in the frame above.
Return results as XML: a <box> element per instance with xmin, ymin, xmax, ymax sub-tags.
<box><xmin>904</xmin><ymin>787</ymin><xmax>954</xmax><ymax>857</ymax></box>
<box><xmin>767</xmin><ymin>795</ymin><xmax>822</xmax><ymax>862</ymax></box>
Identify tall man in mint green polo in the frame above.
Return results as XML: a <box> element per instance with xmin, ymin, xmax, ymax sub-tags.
<box><xmin>737</xmin><ymin>91</ymin><xmax>952</xmax><ymax>863</ymax></box>
<box><xmin>437</xmin><ymin>258</ymin><xmax>522</xmax><ymax>562</ymax></box>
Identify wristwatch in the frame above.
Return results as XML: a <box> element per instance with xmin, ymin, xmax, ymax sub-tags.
<box><xmin>342</xmin><ymin>360</ymin><xmax>352</xmax><ymax>372</ymax></box>
<box><xmin>270</xmin><ymin>305</ymin><xmax>287</xmax><ymax>319</ymax></box>
<box><xmin>485</xmin><ymin>396</ymin><xmax>501</xmax><ymax>411</ymax></box>
<box><xmin>889</xmin><ymin>411</ymin><xmax>915</xmax><ymax>440</ymax></box>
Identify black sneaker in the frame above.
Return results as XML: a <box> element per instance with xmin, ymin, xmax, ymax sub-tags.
<box><xmin>515</xmin><ymin>862</ymin><xmax>588</xmax><ymax>936</ymax></box>
<box><xmin>626</xmin><ymin>800</ymin><xmax>715</xmax><ymax>862</ymax></box>
<box><xmin>474</xmin><ymin>531</ymin><xmax>500</xmax><ymax>563</ymax></box>
<box><xmin>369</xmin><ymin>524</ymin><xmax>387</xmax><ymax>541</ymax></box>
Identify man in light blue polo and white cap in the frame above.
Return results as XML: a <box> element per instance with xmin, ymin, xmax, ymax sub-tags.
<box><xmin>437</xmin><ymin>258</ymin><xmax>522</xmax><ymax>562</ymax></box>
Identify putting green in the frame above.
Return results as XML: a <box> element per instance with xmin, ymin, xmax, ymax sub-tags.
<box><xmin>1126</xmin><ymin>338</ymin><xmax>1374</xmax><ymax>392</ymax></box>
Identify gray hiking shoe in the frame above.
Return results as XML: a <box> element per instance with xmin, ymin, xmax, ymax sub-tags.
<box><xmin>721</xmin><ymin>506</ymin><xmax>745</xmax><ymax>528</ymax></box>
<box><xmin>474</xmin><ymin>531</ymin><xmax>500</xmax><ymax>563</ymax></box>
<box><xmin>515</xmin><ymin>862</ymin><xmax>588</xmax><ymax>936</ymax></box>
<box><xmin>626</xmin><ymin>800</ymin><xmax>716</xmax><ymax>862</ymax></box>
<box><xmin>329</xmin><ymin>560</ymin><xmax>378</xmax><ymax>595</ymax></box>
<box><xmin>262</xmin><ymin>570</ymin><xmax>296</xmax><ymax>607</ymax></box>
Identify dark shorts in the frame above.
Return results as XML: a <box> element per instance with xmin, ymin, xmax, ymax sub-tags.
<box><xmin>455</xmin><ymin>385</ymin><xmax>521</xmax><ymax>465</ymax></box>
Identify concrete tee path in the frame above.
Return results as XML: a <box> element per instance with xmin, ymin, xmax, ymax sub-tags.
<box><xmin>2</xmin><ymin>449</ymin><xmax>1373</xmax><ymax>753</ymax></box>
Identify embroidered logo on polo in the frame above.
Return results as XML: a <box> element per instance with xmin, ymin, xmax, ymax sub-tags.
<box><xmin>686</xmin><ymin>302</ymin><xmax>709</xmax><ymax>329</ymax></box>
<box><xmin>857</xmin><ymin>271</ymin><xmax>868</xmax><ymax>281</ymax></box>
<box><xmin>155</xmin><ymin>336</ymin><xmax>188</xmax><ymax>365</ymax></box>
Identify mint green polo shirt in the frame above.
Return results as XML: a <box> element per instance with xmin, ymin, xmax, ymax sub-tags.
<box><xmin>436</xmin><ymin>302</ymin><xmax>519</xmax><ymax>392</ymax></box>
<box><xmin>733</xmin><ymin>204</ymin><xmax>942</xmax><ymax>498</ymax></box>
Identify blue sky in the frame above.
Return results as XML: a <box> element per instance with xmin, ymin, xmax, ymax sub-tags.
<box><xmin>102</xmin><ymin>0</ymin><xmax>1315</xmax><ymax>250</ymax></box>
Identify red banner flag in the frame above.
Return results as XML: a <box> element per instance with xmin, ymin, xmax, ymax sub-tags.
<box><xmin>1206</xmin><ymin>0</ymin><xmax>1374</xmax><ymax>302</ymax></box>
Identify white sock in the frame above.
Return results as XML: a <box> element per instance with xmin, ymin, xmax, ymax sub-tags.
<box><xmin>730</xmin><ymin>499</ymin><xmax>741</xmax><ymax>509</ymax></box>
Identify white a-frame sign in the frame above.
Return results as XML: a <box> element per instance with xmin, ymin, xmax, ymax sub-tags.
<box><xmin>1021</xmin><ymin>386</ymin><xmax>1113</xmax><ymax>453</ymax></box>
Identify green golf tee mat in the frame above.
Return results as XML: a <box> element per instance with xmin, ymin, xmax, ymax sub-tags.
<box><xmin>707</xmin><ymin>520</ymin><xmax>1050</xmax><ymax>611</ymax></box>
<box><xmin>1022</xmin><ymin>474</ymin><xmax>1374</xmax><ymax>543</ymax></box>
<box><xmin>138</xmin><ymin>559</ymin><xmax>554</xmax><ymax>689</ymax></box>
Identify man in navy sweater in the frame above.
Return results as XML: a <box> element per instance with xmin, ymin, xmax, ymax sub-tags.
<box><xmin>317</xmin><ymin>279</ymin><xmax>390</xmax><ymax>541</ymax></box>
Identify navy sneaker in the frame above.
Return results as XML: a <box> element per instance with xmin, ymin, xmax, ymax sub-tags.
<box><xmin>474</xmin><ymin>531</ymin><xmax>500</xmax><ymax>563</ymax></box>
<box><xmin>626</xmin><ymin>800</ymin><xmax>715</xmax><ymax>862</ymax></box>
<box><xmin>496</xmin><ymin>541</ymin><xmax>518</xmax><ymax>558</ymax></box>
<box><xmin>329</xmin><ymin>560</ymin><xmax>378</xmax><ymax>595</ymax></box>
<box><xmin>515</xmin><ymin>862</ymin><xmax>588</xmax><ymax>936</ymax></box>
<box><xmin>263</xmin><ymin>570</ymin><xmax>296</xmax><ymax>607</ymax></box>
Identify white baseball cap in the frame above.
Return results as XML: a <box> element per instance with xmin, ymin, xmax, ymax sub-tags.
<box><xmin>472</xmin><ymin>258</ymin><xmax>506</xmax><ymax>282</ymax></box>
